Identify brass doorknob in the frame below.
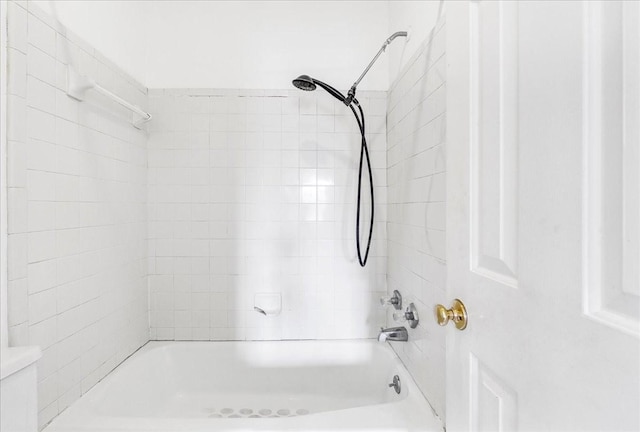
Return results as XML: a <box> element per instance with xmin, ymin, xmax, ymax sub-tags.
<box><xmin>434</xmin><ymin>299</ymin><xmax>468</xmax><ymax>330</ymax></box>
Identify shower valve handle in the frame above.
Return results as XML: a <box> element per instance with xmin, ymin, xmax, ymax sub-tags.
<box><xmin>392</xmin><ymin>303</ymin><xmax>419</xmax><ymax>329</ymax></box>
<box><xmin>380</xmin><ymin>290</ymin><xmax>402</xmax><ymax>310</ymax></box>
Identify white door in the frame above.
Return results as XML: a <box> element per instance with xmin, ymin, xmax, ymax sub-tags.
<box><xmin>445</xmin><ymin>1</ymin><xmax>639</xmax><ymax>431</ymax></box>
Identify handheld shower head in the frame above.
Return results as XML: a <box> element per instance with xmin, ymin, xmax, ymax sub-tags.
<box><xmin>293</xmin><ymin>75</ymin><xmax>346</xmax><ymax>104</ymax></box>
<box><xmin>293</xmin><ymin>32</ymin><xmax>407</xmax><ymax>107</ymax></box>
<box><xmin>291</xmin><ymin>31</ymin><xmax>408</xmax><ymax>267</ymax></box>
<box><xmin>292</xmin><ymin>75</ymin><xmax>316</xmax><ymax>91</ymax></box>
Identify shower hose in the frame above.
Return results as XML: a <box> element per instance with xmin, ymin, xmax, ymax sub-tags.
<box><xmin>296</xmin><ymin>79</ymin><xmax>374</xmax><ymax>267</ymax></box>
<box><xmin>349</xmin><ymin>99</ymin><xmax>374</xmax><ymax>267</ymax></box>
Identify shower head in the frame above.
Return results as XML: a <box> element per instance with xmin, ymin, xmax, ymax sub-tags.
<box><xmin>292</xmin><ymin>75</ymin><xmax>346</xmax><ymax>104</ymax></box>
<box><xmin>293</xmin><ymin>31</ymin><xmax>408</xmax><ymax>106</ymax></box>
<box><xmin>292</xmin><ymin>75</ymin><xmax>316</xmax><ymax>91</ymax></box>
<box><xmin>290</xmin><ymin>32</ymin><xmax>406</xmax><ymax>268</ymax></box>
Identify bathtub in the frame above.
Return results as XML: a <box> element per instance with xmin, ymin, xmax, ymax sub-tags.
<box><xmin>44</xmin><ymin>340</ymin><xmax>442</xmax><ymax>432</ymax></box>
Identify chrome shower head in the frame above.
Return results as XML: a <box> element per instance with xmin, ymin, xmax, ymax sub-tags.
<box><xmin>293</xmin><ymin>31</ymin><xmax>407</xmax><ymax>106</ymax></box>
<box><xmin>292</xmin><ymin>75</ymin><xmax>346</xmax><ymax>104</ymax></box>
<box><xmin>292</xmin><ymin>75</ymin><xmax>316</xmax><ymax>91</ymax></box>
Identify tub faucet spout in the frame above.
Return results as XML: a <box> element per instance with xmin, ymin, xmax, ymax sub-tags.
<box><xmin>378</xmin><ymin>326</ymin><xmax>408</xmax><ymax>342</ymax></box>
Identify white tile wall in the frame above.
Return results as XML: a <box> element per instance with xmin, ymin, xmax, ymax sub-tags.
<box><xmin>147</xmin><ymin>88</ymin><xmax>388</xmax><ymax>341</ymax></box>
<box><xmin>386</xmin><ymin>19</ymin><xmax>447</xmax><ymax>421</ymax></box>
<box><xmin>5</xmin><ymin>1</ymin><xmax>149</xmax><ymax>428</ymax></box>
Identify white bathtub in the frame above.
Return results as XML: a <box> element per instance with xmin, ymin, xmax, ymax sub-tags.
<box><xmin>44</xmin><ymin>340</ymin><xmax>442</xmax><ymax>432</ymax></box>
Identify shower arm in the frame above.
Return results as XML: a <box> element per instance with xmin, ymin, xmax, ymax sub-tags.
<box><xmin>345</xmin><ymin>31</ymin><xmax>408</xmax><ymax>105</ymax></box>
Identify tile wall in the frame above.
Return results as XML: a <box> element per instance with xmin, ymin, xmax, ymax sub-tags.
<box><xmin>147</xmin><ymin>89</ymin><xmax>388</xmax><ymax>340</ymax></box>
<box><xmin>5</xmin><ymin>1</ymin><xmax>149</xmax><ymax>427</ymax></box>
<box><xmin>386</xmin><ymin>19</ymin><xmax>447</xmax><ymax>421</ymax></box>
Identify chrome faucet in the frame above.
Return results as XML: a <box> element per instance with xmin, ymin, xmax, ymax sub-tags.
<box><xmin>378</xmin><ymin>326</ymin><xmax>408</xmax><ymax>342</ymax></box>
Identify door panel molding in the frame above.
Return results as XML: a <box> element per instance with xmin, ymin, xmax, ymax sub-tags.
<box><xmin>582</xmin><ymin>0</ymin><xmax>640</xmax><ymax>338</ymax></box>
<box><xmin>470</xmin><ymin>353</ymin><xmax>518</xmax><ymax>432</ymax></box>
<box><xmin>470</xmin><ymin>0</ymin><xmax>519</xmax><ymax>288</ymax></box>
